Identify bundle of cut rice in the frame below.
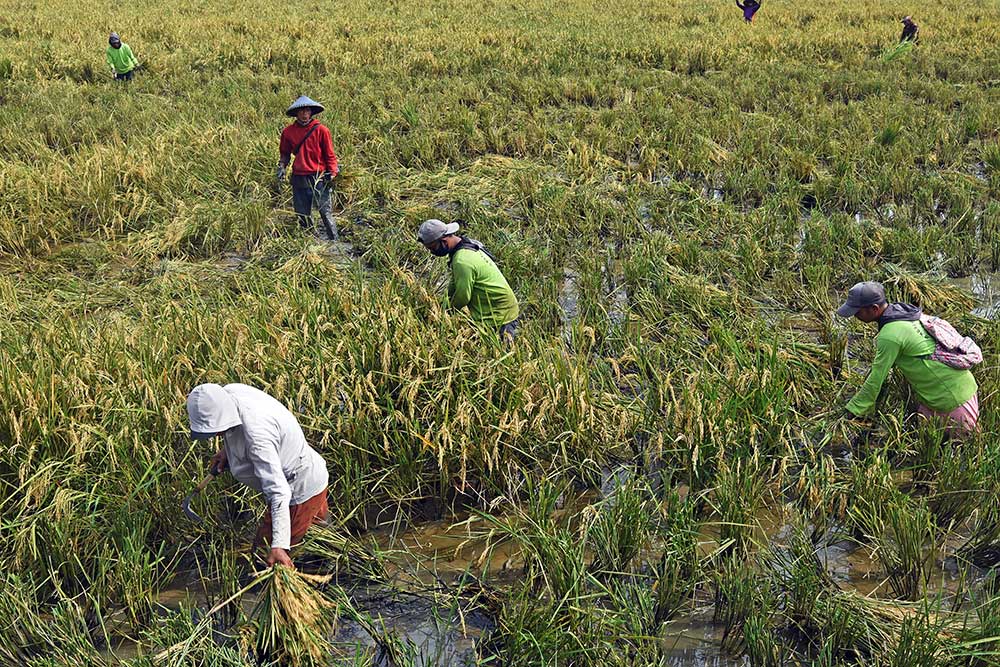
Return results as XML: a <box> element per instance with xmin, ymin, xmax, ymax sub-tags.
<box><xmin>247</xmin><ymin>565</ymin><xmax>338</xmax><ymax>667</ymax></box>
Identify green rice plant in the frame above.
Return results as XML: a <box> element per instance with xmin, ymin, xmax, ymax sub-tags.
<box><xmin>889</xmin><ymin>610</ymin><xmax>948</xmax><ymax>667</ymax></box>
<box><xmin>860</xmin><ymin>496</ymin><xmax>936</xmax><ymax>601</ymax></box>
<box><xmin>743</xmin><ymin>606</ymin><xmax>787</xmax><ymax>667</ymax></box>
<box><xmin>0</xmin><ymin>574</ymin><xmax>110</xmax><ymax>666</ymax></box>
<box><xmin>950</xmin><ymin>591</ymin><xmax>1000</xmax><ymax>666</ymax></box>
<box><xmin>650</xmin><ymin>489</ymin><xmax>701</xmax><ymax>627</ymax></box>
<box><xmin>710</xmin><ymin>448</ymin><xmax>771</xmax><ymax>558</ymax></box>
<box><xmin>297</xmin><ymin>524</ymin><xmax>387</xmax><ymax>582</ymax></box>
<box><xmin>586</xmin><ymin>478</ymin><xmax>656</xmax><ymax>577</ymax></box>
<box><xmin>983</xmin><ymin>142</ymin><xmax>1000</xmax><ymax>175</ymax></box>
<box><xmin>478</xmin><ymin>497</ymin><xmax>589</xmax><ymax>601</ymax></box>
<box><xmin>713</xmin><ymin>557</ymin><xmax>774</xmax><ymax>652</ymax></box>
<box><xmin>958</xmin><ymin>491</ymin><xmax>1000</xmax><ymax>568</ymax></box>
<box><xmin>876</xmin><ymin>123</ymin><xmax>903</xmax><ymax>147</ymax></box>
<box><xmin>880</xmin><ymin>41</ymin><xmax>915</xmax><ymax>63</ymax></box>
<box><xmin>482</xmin><ymin>584</ymin><xmax>622</xmax><ymax>667</ymax></box>
<box><xmin>924</xmin><ymin>439</ymin><xmax>994</xmax><ymax>530</ymax></box>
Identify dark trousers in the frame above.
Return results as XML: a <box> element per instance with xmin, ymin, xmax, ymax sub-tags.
<box><xmin>114</xmin><ymin>70</ymin><xmax>134</xmax><ymax>82</ymax></box>
<box><xmin>291</xmin><ymin>173</ymin><xmax>338</xmax><ymax>240</ymax></box>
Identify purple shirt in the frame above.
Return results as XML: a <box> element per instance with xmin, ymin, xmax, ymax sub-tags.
<box><xmin>736</xmin><ymin>0</ymin><xmax>760</xmax><ymax>20</ymax></box>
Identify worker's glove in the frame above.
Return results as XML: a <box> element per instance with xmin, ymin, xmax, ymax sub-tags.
<box><xmin>322</xmin><ymin>171</ymin><xmax>335</xmax><ymax>185</ymax></box>
<box><xmin>275</xmin><ymin>165</ymin><xmax>287</xmax><ymax>181</ymax></box>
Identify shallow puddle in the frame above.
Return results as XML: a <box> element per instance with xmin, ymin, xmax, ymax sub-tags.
<box><xmin>109</xmin><ymin>475</ymin><xmax>984</xmax><ymax>665</ymax></box>
<box><xmin>662</xmin><ymin>614</ymin><xmax>748</xmax><ymax>666</ymax></box>
<box><xmin>558</xmin><ymin>267</ymin><xmax>581</xmax><ymax>327</ymax></box>
<box><xmin>331</xmin><ymin>586</ymin><xmax>490</xmax><ymax>667</ymax></box>
<box><xmin>949</xmin><ymin>272</ymin><xmax>1000</xmax><ymax>319</ymax></box>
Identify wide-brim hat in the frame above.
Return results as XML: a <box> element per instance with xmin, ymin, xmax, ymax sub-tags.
<box><xmin>286</xmin><ymin>95</ymin><xmax>324</xmax><ymax>117</ymax></box>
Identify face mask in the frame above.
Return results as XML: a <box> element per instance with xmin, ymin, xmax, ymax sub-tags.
<box><xmin>430</xmin><ymin>243</ymin><xmax>450</xmax><ymax>257</ymax></box>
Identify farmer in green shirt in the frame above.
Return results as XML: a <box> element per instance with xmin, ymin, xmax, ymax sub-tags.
<box><xmin>106</xmin><ymin>32</ymin><xmax>139</xmax><ymax>82</ymax></box>
<box><xmin>418</xmin><ymin>219</ymin><xmax>520</xmax><ymax>342</ymax></box>
<box><xmin>836</xmin><ymin>281</ymin><xmax>979</xmax><ymax>433</ymax></box>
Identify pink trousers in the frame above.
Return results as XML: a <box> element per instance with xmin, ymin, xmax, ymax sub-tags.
<box><xmin>917</xmin><ymin>393</ymin><xmax>979</xmax><ymax>434</ymax></box>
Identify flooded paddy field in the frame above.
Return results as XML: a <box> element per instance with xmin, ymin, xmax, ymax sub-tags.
<box><xmin>3</xmin><ymin>0</ymin><xmax>1000</xmax><ymax>664</ymax></box>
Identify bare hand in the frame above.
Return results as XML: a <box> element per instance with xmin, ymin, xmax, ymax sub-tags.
<box><xmin>267</xmin><ymin>548</ymin><xmax>294</xmax><ymax>568</ymax></box>
<box><xmin>209</xmin><ymin>447</ymin><xmax>228</xmax><ymax>474</ymax></box>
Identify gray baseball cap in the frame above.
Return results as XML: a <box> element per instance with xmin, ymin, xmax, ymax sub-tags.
<box><xmin>836</xmin><ymin>281</ymin><xmax>886</xmax><ymax>317</ymax></box>
<box><xmin>417</xmin><ymin>218</ymin><xmax>460</xmax><ymax>244</ymax></box>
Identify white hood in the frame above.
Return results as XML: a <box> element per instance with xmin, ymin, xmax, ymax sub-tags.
<box><xmin>187</xmin><ymin>383</ymin><xmax>242</xmax><ymax>436</ymax></box>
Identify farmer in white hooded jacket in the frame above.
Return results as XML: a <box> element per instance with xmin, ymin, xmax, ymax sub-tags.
<box><xmin>187</xmin><ymin>383</ymin><xmax>329</xmax><ymax>568</ymax></box>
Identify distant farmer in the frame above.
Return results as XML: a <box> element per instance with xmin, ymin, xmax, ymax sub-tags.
<box><xmin>187</xmin><ymin>383</ymin><xmax>330</xmax><ymax>568</ymax></box>
<box><xmin>106</xmin><ymin>32</ymin><xmax>139</xmax><ymax>82</ymax></box>
<box><xmin>277</xmin><ymin>95</ymin><xmax>340</xmax><ymax>240</ymax></box>
<box><xmin>900</xmin><ymin>16</ymin><xmax>919</xmax><ymax>43</ymax></box>
<box><xmin>735</xmin><ymin>0</ymin><xmax>762</xmax><ymax>23</ymax></box>
<box><xmin>417</xmin><ymin>219</ymin><xmax>520</xmax><ymax>343</ymax></box>
<box><xmin>836</xmin><ymin>281</ymin><xmax>980</xmax><ymax>434</ymax></box>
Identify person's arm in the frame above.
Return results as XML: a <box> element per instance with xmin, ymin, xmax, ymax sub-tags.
<box><xmin>735</xmin><ymin>0</ymin><xmax>745</xmax><ymax>9</ymax></box>
<box><xmin>846</xmin><ymin>335</ymin><xmax>901</xmax><ymax>416</ymax></box>
<box><xmin>320</xmin><ymin>126</ymin><xmax>338</xmax><ymax>177</ymax></box>
<box><xmin>449</xmin><ymin>256</ymin><xmax>474</xmax><ymax>310</ymax></box>
<box><xmin>247</xmin><ymin>429</ymin><xmax>295</xmax><ymax>564</ymax></box>
<box><xmin>279</xmin><ymin>130</ymin><xmax>292</xmax><ymax>165</ymax></box>
<box><xmin>106</xmin><ymin>48</ymin><xmax>115</xmax><ymax>73</ymax></box>
<box><xmin>124</xmin><ymin>44</ymin><xmax>139</xmax><ymax>69</ymax></box>
<box><xmin>278</xmin><ymin>131</ymin><xmax>292</xmax><ymax>176</ymax></box>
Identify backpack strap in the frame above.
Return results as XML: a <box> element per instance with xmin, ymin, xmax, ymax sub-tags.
<box><xmin>448</xmin><ymin>237</ymin><xmax>498</xmax><ymax>266</ymax></box>
<box><xmin>292</xmin><ymin>122</ymin><xmax>320</xmax><ymax>156</ymax></box>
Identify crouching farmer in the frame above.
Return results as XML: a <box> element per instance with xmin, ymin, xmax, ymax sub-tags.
<box><xmin>418</xmin><ymin>219</ymin><xmax>520</xmax><ymax>343</ymax></box>
<box><xmin>187</xmin><ymin>383</ymin><xmax>330</xmax><ymax>568</ymax></box>
<box><xmin>836</xmin><ymin>281</ymin><xmax>980</xmax><ymax>434</ymax></box>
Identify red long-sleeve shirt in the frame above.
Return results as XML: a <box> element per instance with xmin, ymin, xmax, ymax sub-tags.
<box><xmin>279</xmin><ymin>120</ymin><xmax>339</xmax><ymax>176</ymax></box>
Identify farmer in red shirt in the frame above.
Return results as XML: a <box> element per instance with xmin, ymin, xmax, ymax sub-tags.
<box><xmin>277</xmin><ymin>95</ymin><xmax>340</xmax><ymax>240</ymax></box>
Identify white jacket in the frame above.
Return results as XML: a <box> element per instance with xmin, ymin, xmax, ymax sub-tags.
<box><xmin>187</xmin><ymin>383</ymin><xmax>329</xmax><ymax>550</ymax></box>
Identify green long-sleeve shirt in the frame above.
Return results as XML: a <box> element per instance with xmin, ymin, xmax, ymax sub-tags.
<box><xmin>106</xmin><ymin>43</ymin><xmax>138</xmax><ymax>74</ymax></box>
<box><xmin>846</xmin><ymin>319</ymin><xmax>978</xmax><ymax>416</ymax></box>
<box><xmin>448</xmin><ymin>248</ymin><xmax>519</xmax><ymax>330</ymax></box>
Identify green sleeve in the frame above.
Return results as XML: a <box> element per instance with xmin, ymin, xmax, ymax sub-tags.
<box><xmin>125</xmin><ymin>44</ymin><xmax>138</xmax><ymax>67</ymax></box>
<box><xmin>846</xmin><ymin>335</ymin><xmax>901</xmax><ymax>416</ymax></box>
<box><xmin>106</xmin><ymin>48</ymin><xmax>114</xmax><ymax>70</ymax></box>
<box><xmin>449</xmin><ymin>258</ymin><xmax>473</xmax><ymax>310</ymax></box>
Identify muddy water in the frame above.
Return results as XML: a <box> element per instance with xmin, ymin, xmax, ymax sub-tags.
<box><xmin>374</xmin><ymin>500</ymin><xmax>750</xmax><ymax>667</ymax></box>
<box><xmin>330</xmin><ymin>585</ymin><xmax>490</xmax><ymax>666</ymax></box>
<box><xmin>662</xmin><ymin>614</ymin><xmax>748</xmax><ymax>667</ymax></box>
<box><xmin>559</xmin><ymin>267</ymin><xmax>581</xmax><ymax>333</ymax></box>
<box><xmin>110</xmin><ymin>466</ymin><xmax>978</xmax><ymax>665</ymax></box>
<box><xmin>949</xmin><ymin>272</ymin><xmax>1000</xmax><ymax>319</ymax></box>
<box><xmin>603</xmin><ymin>267</ymin><xmax>629</xmax><ymax>328</ymax></box>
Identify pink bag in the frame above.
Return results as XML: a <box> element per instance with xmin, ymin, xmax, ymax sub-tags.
<box><xmin>919</xmin><ymin>315</ymin><xmax>983</xmax><ymax>370</ymax></box>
